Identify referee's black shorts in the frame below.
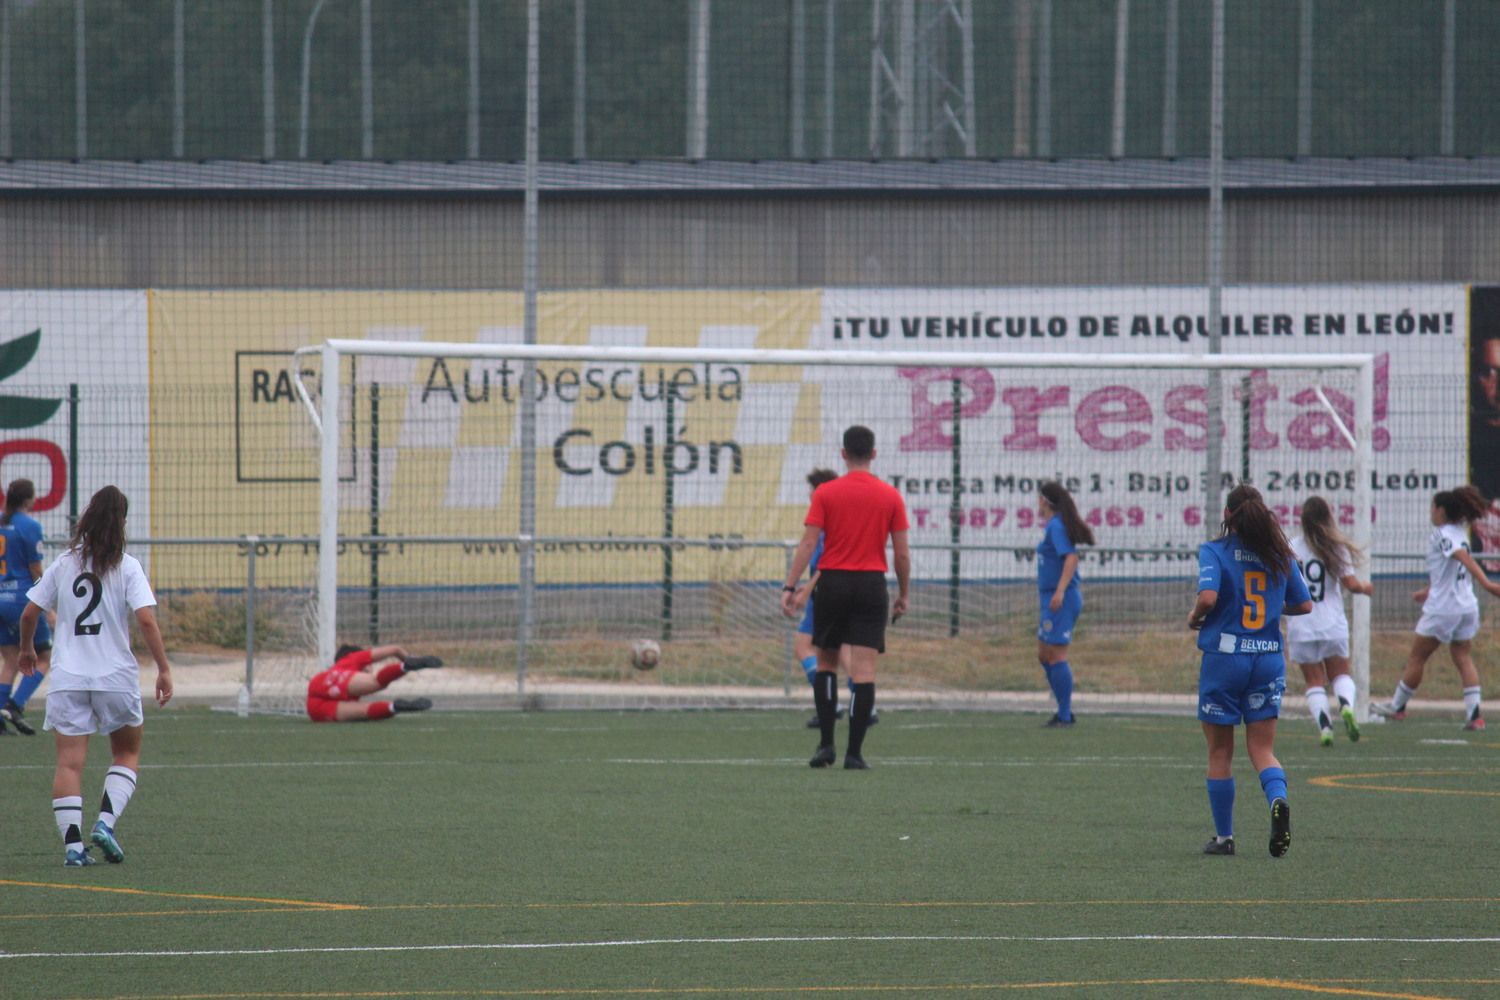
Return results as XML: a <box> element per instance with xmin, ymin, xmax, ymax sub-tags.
<box><xmin>811</xmin><ymin>569</ymin><xmax>890</xmax><ymax>653</ymax></box>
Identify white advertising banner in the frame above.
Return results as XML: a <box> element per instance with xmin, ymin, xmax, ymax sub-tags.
<box><xmin>0</xmin><ymin>292</ymin><xmax>151</xmax><ymax>558</ymax></box>
<box><xmin>812</xmin><ymin>285</ymin><xmax>1466</xmax><ymax>577</ymax></box>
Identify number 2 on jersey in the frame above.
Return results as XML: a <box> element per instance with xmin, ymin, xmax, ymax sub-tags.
<box><xmin>72</xmin><ymin>572</ymin><xmax>103</xmax><ymax>635</ymax></box>
<box><xmin>1241</xmin><ymin>571</ymin><xmax>1267</xmax><ymax>629</ymax></box>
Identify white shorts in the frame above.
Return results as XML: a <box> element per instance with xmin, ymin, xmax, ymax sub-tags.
<box><xmin>1414</xmin><ymin>608</ymin><xmax>1481</xmax><ymax>644</ymax></box>
<box><xmin>1287</xmin><ymin>636</ymin><xmax>1350</xmax><ymax>664</ymax></box>
<box><xmin>42</xmin><ymin>689</ymin><xmax>144</xmax><ymax>736</ymax></box>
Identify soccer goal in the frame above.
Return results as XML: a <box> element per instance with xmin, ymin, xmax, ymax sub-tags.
<box><xmin>241</xmin><ymin>338</ymin><xmax>1376</xmax><ymax>717</ymax></box>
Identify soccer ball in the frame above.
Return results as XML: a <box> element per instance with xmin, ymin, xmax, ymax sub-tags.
<box><xmin>630</xmin><ymin>638</ymin><xmax>661</xmax><ymax>671</ymax></box>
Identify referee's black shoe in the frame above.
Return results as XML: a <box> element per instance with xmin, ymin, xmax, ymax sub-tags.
<box><xmin>808</xmin><ymin>745</ymin><xmax>836</xmax><ymax>768</ymax></box>
<box><xmin>842</xmin><ymin>753</ymin><xmax>869</xmax><ymax>770</ymax></box>
<box><xmin>1</xmin><ymin>701</ymin><xmax>34</xmax><ymax>736</ymax></box>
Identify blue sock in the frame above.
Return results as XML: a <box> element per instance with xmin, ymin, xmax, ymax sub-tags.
<box><xmin>1044</xmin><ymin>661</ymin><xmax>1073</xmax><ymax>720</ymax></box>
<box><xmin>1258</xmin><ymin>766</ymin><xmax>1288</xmax><ymax>806</ymax></box>
<box><xmin>0</xmin><ymin>682</ymin><xmax>11</xmax><ymax>706</ymax></box>
<box><xmin>800</xmin><ymin>656</ymin><xmax>818</xmax><ymax>685</ymax></box>
<box><xmin>1206</xmin><ymin>777</ymin><xmax>1235</xmax><ymax>838</ymax></box>
<box><xmin>13</xmin><ymin>671</ymin><xmax>43</xmax><ymax>708</ymax></box>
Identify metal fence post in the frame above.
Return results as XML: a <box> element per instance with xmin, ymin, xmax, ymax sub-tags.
<box><xmin>239</xmin><ymin>535</ymin><xmax>257</xmax><ymax>717</ymax></box>
<box><xmin>783</xmin><ymin>543</ymin><xmax>795</xmax><ymax>695</ymax></box>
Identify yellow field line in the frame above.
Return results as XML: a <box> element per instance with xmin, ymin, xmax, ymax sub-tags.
<box><xmin>7</xmin><ymin>894</ymin><xmax>1496</xmax><ymax>922</ymax></box>
<box><xmin>1233</xmin><ymin>977</ymin><xmax>1461</xmax><ymax>999</ymax></box>
<box><xmin>376</xmin><ymin>895</ymin><xmax>1500</xmax><ymax>912</ymax></box>
<box><xmin>0</xmin><ymin>880</ymin><xmax>363</xmax><ymax>910</ymax></box>
<box><xmin>1307</xmin><ymin>771</ymin><xmax>1500</xmax><ymax>798</ymax></box>
<box><xmin>0</xmin><ymin>907</ymin><xmax>338</xmax><ymax>921</ymax></box>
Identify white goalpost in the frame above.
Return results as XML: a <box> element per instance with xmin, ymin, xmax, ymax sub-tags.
<box><xmin>269</xmin><ymin>339</ymin><xmax>1375</xmax><ymax>717</ymax></box>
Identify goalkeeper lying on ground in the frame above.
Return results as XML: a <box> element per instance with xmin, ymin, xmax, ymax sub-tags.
<box><xmin>305</xmin><ymin>644</ymin><xmax>442</xmax><ymax>722</ymax></box>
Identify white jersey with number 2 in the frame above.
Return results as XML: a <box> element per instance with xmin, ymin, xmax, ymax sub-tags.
<box><xmin>1288</xmin><ymin>536</ymin><xmax>1350</xmax><ymax>642</ymax></box>
<box><xmin>26</xmin><ymin>549</ymin><xmax>156</xmax><ymax>694</ymax></box>
<box><xmin>1422</xmin><ymin>523</ymin><xmax>1477</xmax><ymax>617</ymax></box>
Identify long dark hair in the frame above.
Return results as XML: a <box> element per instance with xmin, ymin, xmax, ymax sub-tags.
<box><xmin>806</xmin><ymin>467</ymin><xmax>837</xmax><ymax>490</ymax></box>
<box><xmin>1221</xmin><ymin>483</ymin><xmax>1294</xmax><ymax>580</ymax></box>
<box><xmin>1300</xmin><ymin>495</ymin><xmax>1358</xmax><ymax>577</ymax></box>
<box><xmin>71</xmin><ymin>485</ymin><xmax>128</xmax><ymax>574</ymax></box>
<box><xmin>2</xmin><ymin>479</ymin><xmax>35</xmax><ymax>526</ymax></box>
<box><xmin>1040</xmin><ymin>480</ymin><xmax>1095</xmax><ymax>546</ymax></box>
<box><xmin>1433</xmin><ymin>485</ymin><xmax>1488</xmax><ymax>524</ymax></box>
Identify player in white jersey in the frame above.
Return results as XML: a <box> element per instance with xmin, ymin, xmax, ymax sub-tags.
<box><xmin>1372</xmin><ymin>487</ymin><xmax>1500</xmax><ymax>730</ymax></box>
<box><xmin>1288</xmin><ymin>497</ymin><xmax>1374</xmax><ymax>746</ymax></box>
<box><xmin>18</xmin><ymin>486</ymin><xmax>173</xmax><ymax>866</ymax></box>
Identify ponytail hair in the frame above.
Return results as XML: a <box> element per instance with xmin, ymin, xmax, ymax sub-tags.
<box><xmin>70</xmin><ymin>485</ymin><xmax>128</xmax><ymax>575</ymax></box>
<box><xmin>1299</xmin><ymin>495</ymin><xmax>1359</xmax><ymax>577</ymax></box>
<box><xmin>806</xmin><ymin>467</ymin><xmax>837</xmax><ymax>490</ymax></box>
<box><xmin>1040</xmin><ymin>480</ymin><xmax>1095</xmax><ymax>546</ymax></box>
<box><xmin>3</xmin><ymin>479</ymin><xmax>35</xmax><ymax>526</ymax></box>
<box><xmin>1220</xmin><ymin>483</ymin><xmax>1294</xmax><ymax>580</ymax></box>
<box><xmin>1433</xmin><ymin>486</ymin><xmax>1488</xmax><ymax>524</ymax></box>
<box><xmin>335</xmin><ymin>644</ymin><xmax>363</xmax><ymax>662</ymax></box>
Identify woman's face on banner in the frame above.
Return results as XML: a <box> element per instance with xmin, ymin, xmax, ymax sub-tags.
<box><xmin>1480</xmin><ymin>338</ymin><xmax>1500</xmax><ymax>418</ymax></box>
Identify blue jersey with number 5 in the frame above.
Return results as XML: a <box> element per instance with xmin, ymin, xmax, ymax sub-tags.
<box><xmin>1195</xmin><ymin>536</ymin><xmax>1310</xmax><ymax>655</ymax></box>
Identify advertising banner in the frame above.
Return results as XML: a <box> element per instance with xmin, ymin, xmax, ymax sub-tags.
<box><xmin>814</xmin><ymin>285</ymin><xmax>1468</xmax><ymax>574</ymax></box>
<box><xmin>0</xmin><ymin>291</ymin><xmax>150</xmax><ymax>559</ymax></box>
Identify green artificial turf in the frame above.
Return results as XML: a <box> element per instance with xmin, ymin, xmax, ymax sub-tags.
<box><xmin>2</xmin><ymin>707</ymin><xmax>1496</xmax><ymax>999</ymax></box>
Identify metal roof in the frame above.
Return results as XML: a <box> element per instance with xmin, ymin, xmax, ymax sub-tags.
<box><xmin>2</xmin><ymin>157</ymin><xmax>1499</xmax><ymax>195</ymax></box>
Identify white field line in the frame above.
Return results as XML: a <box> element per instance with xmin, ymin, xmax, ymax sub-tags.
<box><xmin>4</xmin><ymin>932</ymin><xmax>1499</xmax><ymax>961</ymax></box>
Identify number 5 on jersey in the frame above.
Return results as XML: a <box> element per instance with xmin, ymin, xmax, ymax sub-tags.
<box><xmin>1241</xmin><ymin>571</ymin><xmax>1267</xmax><ymax>629</ymax></box>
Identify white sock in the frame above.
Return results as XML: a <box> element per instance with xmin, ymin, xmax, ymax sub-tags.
<box><xmin>1331</xmin><ymin>674</ymin><xmax>1357</xmax><ymax>709</ymax></box>
<box><xmin>1392</xmin><ymin>680</ymin><xmax>1416</xmax><ymax>710</ymax></box>
<box><xmin>1305</xmin><ymin>686</ymin><xmax>1330</xmax><ymax>728</ymax></box>
<box><xmin>1463</xmin><ymin>686</ymin><xmax>1482</xmax><ymax>721</ymax></box>
<box><xmin>98</xmin><ymin>766</ymin><xmax>138</xmax><ymax>829</ymax></box>
<box><xmin>53</xmin><ymin>796</ymin><xmax>83</xmax><ymax>849</ymax></box>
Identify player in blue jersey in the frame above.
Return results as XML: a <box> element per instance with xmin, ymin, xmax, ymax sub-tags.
<box><xmin>788</xmin><ymin>468</ymin><xmax>868</xmax><ymax>729</ymax></box>
<box><xmin>1035</xmin><ymin>481</ymin><xmax>1094</xmax><ymax>727</ymax></box>
<box><xmin>0</xmin><ymin>480</ymin><xmax>51</xmax><ymax>737</ymax></box>
<box><xmin>1188</xmin><ymin>484</ymin><xmax>1312</xmax><ymax>858</ymax></box>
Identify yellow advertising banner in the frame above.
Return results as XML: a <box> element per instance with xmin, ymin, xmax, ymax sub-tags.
<box><xmin>149</xmin><ymin>289</ymin><xmax>822</xmax><ymax>589</ymax></box>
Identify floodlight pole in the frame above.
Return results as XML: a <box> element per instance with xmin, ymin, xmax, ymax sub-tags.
<box><xmin>1203</xmin><ymin>0</ymin><xmax>1226</xmax><ymax>534</ymax></box>
<box><xmin>517</xmin><ymin>0</ymin><xmax>541</xmax><ymax>693</ymax></box>
<box><xmin>173</xmin><ymin>0</ymin><xmax>184</xmax><ymax>157</ymax></box>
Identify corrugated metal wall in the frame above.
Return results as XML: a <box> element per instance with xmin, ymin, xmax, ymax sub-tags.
<box><xmin>3</xmin><ymin>192</ymin><xmax>1498</xmax><ymax>289</ymax></box>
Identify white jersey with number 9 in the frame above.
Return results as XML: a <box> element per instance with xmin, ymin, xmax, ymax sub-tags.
<box><xmin>26</xmin><ymin>549</ymin><xmax>157</xmax><ymax>694</ymax></box>
<box><xmin>1288</xmin><ymin>535</ymin><xmax>1350</xmax><ymax>642</ymax></box>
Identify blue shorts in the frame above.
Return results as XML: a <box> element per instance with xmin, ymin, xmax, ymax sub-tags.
<box><xmin>1198</xmin><ymin>651</ymin><xmax>1286</xmax><ymax>725</ymax></box>
<box><xmin>1037</xmin><ymin>589</ymin><xmax>1082</xmax><ymax>645</ymax></box>
<box><xmin>0</xmin><ymin>602</ymin><xmax>50</xmax><ymax>650</ymax></box>
<box><xmin>797</xmin><ymin>599</ymin><xmax>815</xmax><ymax>637</ymax></box>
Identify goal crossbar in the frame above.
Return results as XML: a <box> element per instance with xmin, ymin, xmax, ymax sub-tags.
<box><xmin>291</xmin><ymin>340</ymin><xmax>1376</xmax><ymax>717</ymax></box>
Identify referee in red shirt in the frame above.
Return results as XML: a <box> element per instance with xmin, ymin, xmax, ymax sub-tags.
<box><xmin>781</xmin><ymin>425</ymin><xmax>910</xmax><ymax>769</ymax></box>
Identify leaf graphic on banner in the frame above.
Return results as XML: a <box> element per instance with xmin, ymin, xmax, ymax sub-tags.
<box><xmin>0</xmin><ymin>330</ymin><xmax>42</xmax><ymax>381</ymax></box>
<box><xmin>0</xmin><ymin>395</ymin><xmax>63</xmax><ymax>429</ymax></box>
<box><xmin>0</xmin><ymin>329</ymin><xmax>63</xmax><ymax>428</ymax></box>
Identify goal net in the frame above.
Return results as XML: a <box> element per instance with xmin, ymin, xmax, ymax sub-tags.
<box><xmin>233</xmin><ymin>332</ymin><xmax>1377</xmax><ymax>717</ymax></box>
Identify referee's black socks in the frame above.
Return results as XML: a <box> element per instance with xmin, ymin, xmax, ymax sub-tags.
<box><xmin>813</xmin><ymin>671</ymin><xmax>838</xmax><ymax>747</ymax></box>
<box><xmin>846</xmin><ymin>682</ymin><xmax>876</xmax><ymax>757</ymax></box>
